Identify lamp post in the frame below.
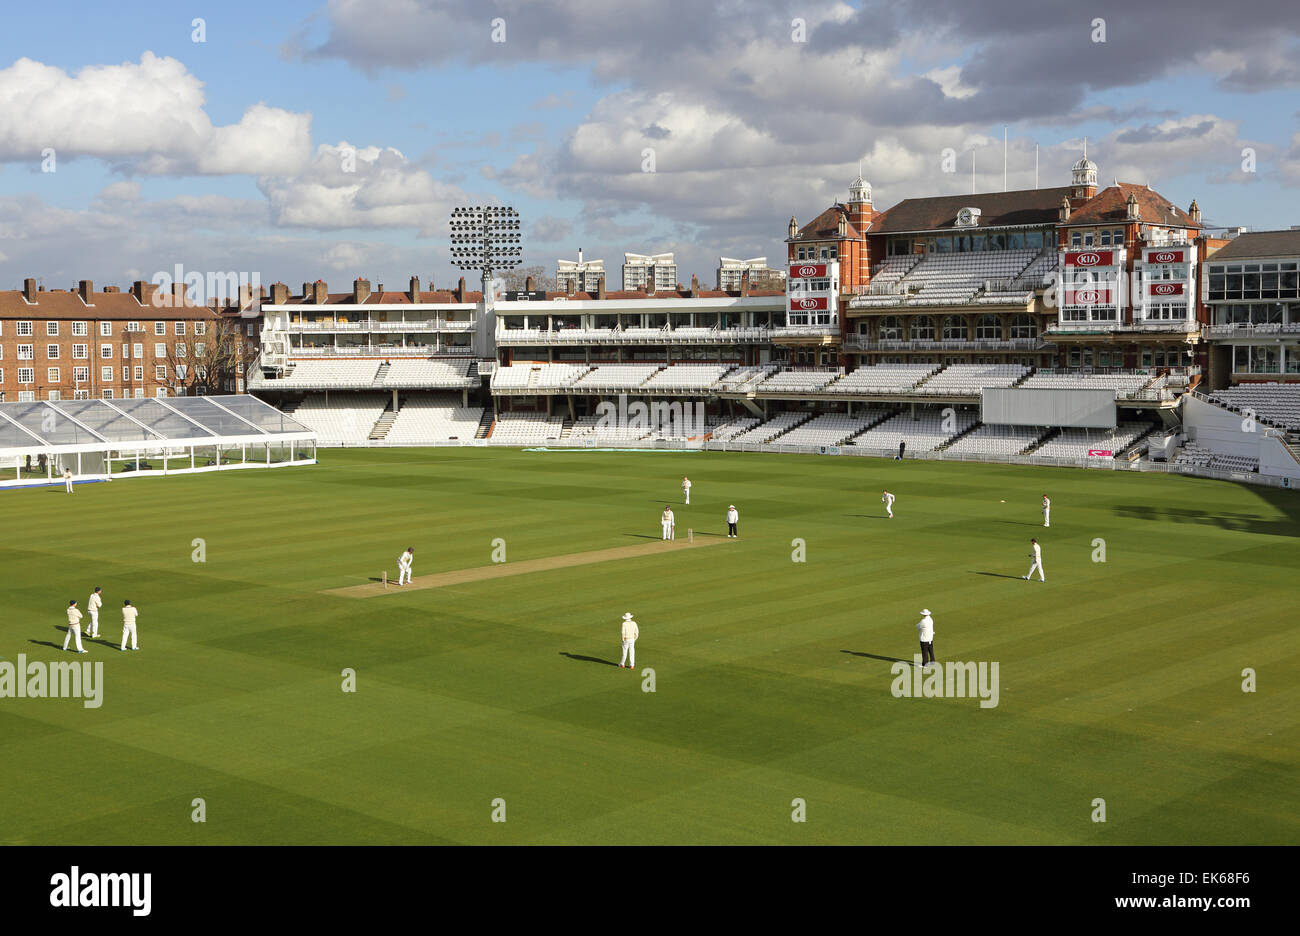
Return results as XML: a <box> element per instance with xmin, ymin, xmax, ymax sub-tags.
<box><xmin>449</xmin><ymin>206</ymin><xmax>522</xmax><ymax>312</ymax></box>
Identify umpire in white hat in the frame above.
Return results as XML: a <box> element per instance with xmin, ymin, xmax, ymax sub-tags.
<box><xmin>619</xmin><ymin>612</ymin><xmax>640</xmax><ymax>668</ymax></box>
<box><xmin>916</xmin><ymin>609</ymin><xmax>935</xmax><ymax>668</ymax></box>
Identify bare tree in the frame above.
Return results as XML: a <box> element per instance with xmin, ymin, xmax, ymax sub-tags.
<box><xmin>498</xmin><ymin>265</ymin><xmax>556</xmax><ymax>293</ymax></box>
<box><xmin>162</xmin><ymin>317</ymin><xmax>255</xmax><ymax>396</ymax></box>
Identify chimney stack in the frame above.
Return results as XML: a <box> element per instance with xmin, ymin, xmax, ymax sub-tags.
<box><xmin>23</xmin><ymin>277</ymin><xmax>37</xmax><ymax>302</ymax></box>
<box><xmin>302</xmin><ymin>282</ymin><xmax>312</xmax><ymax>299</ymax></box>
<box><xmin>740</xmin><ymin>269</ymin><xmax>751</xmax><ymax>298</ymax></box>
<box><xmin>132</xmin><ymin>280</ymin><xmax>148</xmax><ymax>305</ymax></box>
<box><xmin>525</xmin><ymin>275</ymin><xmax>535</xmax><ymax>292</ymax></box>
<box><xmin>455</xmin><ymin>276</ymin><xmax>467</xmax><ymax>302</ymax></box>
<box><xmin>409</xmin><ymin>276</ymin><xmax>420</xmax><ymax>302</ymax></box>
<box><xmin>689</xmin><ymin>274</ymin><xmax>699</xmax><ymax>298</ymax></box>
<box><xmin>78</xmin><ymin>280</ymin><xmax>94</xmax><ymax>303</ymax></box>
<box><xmin>313</xmin><ymin>280</ymin><xmax>328</xmax><ymax>304</ymax></box>
<box><xmin>597</xmin><ymin>276</ymin><xmax>606</xmax><ymax>300</ymax></box>
<box><xmin>172</xmin><ymin>281</ymin><xmax>188</xmax><ymax>306</ymax></box>
<box><xmin>271</xmin><ymin>282</ymin><xmax>288</xmax><ymax>305</ymax></box>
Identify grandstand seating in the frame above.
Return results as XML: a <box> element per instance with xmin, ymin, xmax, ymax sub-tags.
<box><xmin>489</xmin><ymin>413</ymin><xmax>566</xmax><ymax>444</ymax></box>
<box><xmin>290</xmin><ymin>393</ymin><xmax>386</xmax><ymax>444</ymax></box>
<box><xmin>709</xmin><ymin>416</ymin><xmax>761</xmax><ymax>440</ymax></box>
<box><xmin>756</xmin><ymin>369</ymin><xmax>842</xmax><ymax>393</ymax></box>
<box><xmin>828</xmin><ymin>364</ymin><xmax>940</xmax><ymax>394</ymax></box>
<box><xmin>491</xmin><ymin>363</ymin><xmax>591</xmax><ymax>390</ymax></box>
<box><xmin>1031</xmin><ymin>423</ymin><xmax>1155</xmax><ymax>459</ymax></box>
<box><xmin>1020</xmin><ymin>371</ymin><xmax>1153</xmax><ymax>397</ymax></box>
<box><xmin>569</xmin><ymin>415</ymin><xmax>651</xmax><ymax>442</ymax></box>
<box><xmin>641</xmin><ymin>364</ymin><xmax>732</xmax><ymax>390</ymax></box>
<box><xmin>915</xmin><ymin>364</ymin><xmax>1029</xmax><ymax>394</ymax></box>
<box><xmin>714</xmin><ymin>365</ymin><xmax>777</xmax><ymax>391</ymax></box>
<box><xmin>943</xmin><ymin>424</ymin><xmax>1048</xmax><ymax>456</ymax></box>
<box><xmin>573</xmin><ymin>364</ymin><xmax>665</xmax><ymax>388</ymax></box>
<box><xmin>276</xmin><ymin>360</ymin><xmax>380</xmax><ymax>387</ymax></box>
<box><xmin>729</xmin><ymin>411</ymin><xmax>810</xmax><ymax>443</ymax></box>
<box><xmin>1208</xmin><ymin>384</ymin><xmax>1300</xmax><ymax>431</ymax></box>
<box><xmin>381</xmin><ymin>359</ymin><xmax>473</xmax><ymax>388</ymax></box>
<box><xmin>385</xmin><ymin>395</ymin><xmax>484</xmax><ymax>443</ymax></box>
<box><xmin>1172</xmin><ymin>442</ymin><xmax>1260</xmax><ymax>473</ymax></box>
<box><xmin>855</xmin><ymin>249</ymin><xmax>1039</xmax><ymax>307</ymax></box>
<box><xmin>850</xmin><ymin>409</ymin><xmax>978</xmax><ymax>452</ymax></box>
<box><xmin>775</xmin><ymin>410</ymin><xmax>890</xmax><ymax>446</ymax></box>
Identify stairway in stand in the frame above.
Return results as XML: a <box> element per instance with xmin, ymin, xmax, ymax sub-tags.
<box><xmin>475</xmin><ymin>411</ymin><xmax>495</xmax><ymax>439</ymax></box>
<box><xmin>369</xmin><ymin>400</ymin><xmax>398</xmax><ymax>441</ymax></box>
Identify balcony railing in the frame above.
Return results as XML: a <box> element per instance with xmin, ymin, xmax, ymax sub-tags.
<box><xmin>494</xmin><ymin>326</ymin><xmax>772</xmax><ymax>345</ymax></box>
<box><xmin>843</xmin><ymin>336</ymin><xmax>1046</xmax><ymax>352</ymax></box>
<box><xmin>283</xmin><ymin>319</ymin><xmax>475</xmax><ymax>332</ymax></box>
<box><xmin>1202</xmin><ymin>323</ymin><xmax>1300</xmax><ymax>338</ymax></box>
<box><xmin>287</xmin><ymin>345</ymin><xmax>475</xmax><ymax>357</ymax></box>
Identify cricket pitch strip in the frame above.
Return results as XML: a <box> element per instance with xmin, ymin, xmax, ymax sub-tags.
<box><xmin>325</xmin><ymin>537</ymin><xmax>728</xmax><ymax>598</ymax></box>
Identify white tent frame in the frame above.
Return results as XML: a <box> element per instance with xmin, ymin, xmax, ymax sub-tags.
<box><xmin>0</xmin><ymin>395</ymin><xmax>317</xmax><ymax>488</ymax></box>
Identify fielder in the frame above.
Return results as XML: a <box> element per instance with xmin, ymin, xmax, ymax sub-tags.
<box><xmin>619</xmin><ymin>612</ymin><xmax>639</xmax><ymax>668</ymax></box>
<box><xmin>397</xmin><ymin>546</ymin><xmax>414</xmax><ymax>585</ymax></box>
<box><xmin>87</xmin><ymin>586</ymin><xmax>103</xmax><ymax>639</ymax></box>
<box><xmin>1042</xmin><ymin>494</ymin><xmax>1051</xmax><ymax>528</ymax></box>
<box><xmin>1024</xmin><ymin>538</ymin><xmax>1045</xmax><ymax>582</ymax></box>
<box><xmin>882</xmin><ymin>489</ymin><xmax>895</xmax><ymax>519</ymax></box>
<box><xmin>726</xmin><ymin>504</ymin><xmax>739</xmax><ymax>538</ymax></box>
<box><xmin>661</xmin><ymin>506</ymin><xmax>675</xmax><ymax>541</ymax></box>
<box><xmin>682</xmin><ymin>476</ymin><xmax>691</xmax><ymax>505</ymax></box>
<box><xmin>63</xmin><ymin>600</ymin><xmax>87</xmax><ymax>653</ymax></box>
<box><xmin>120</xmin><ymin>599</ymin><xmax>139</xmax><ymax>651</ymax></box>
<box><xmin>63</xmin><ymin>467</ymin><xmax>75</xmax><ymax>494</ymax></box>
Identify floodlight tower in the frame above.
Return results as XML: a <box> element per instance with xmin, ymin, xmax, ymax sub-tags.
<box><xmin>449</xmin><ymin>206</ymin><xmax>522</xmax><ymax>311</ymax></box>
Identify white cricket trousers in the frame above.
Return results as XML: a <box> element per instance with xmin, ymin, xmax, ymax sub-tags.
<box><xmin>620</xmin><ymin>639</ymin><xmax>636</xmax><ymax>667</ymax></box>
<box><xmin>886</xmin><ymin>504</ymin><xmax>893</xmax><ymax>518</ymax></box>
<box><xmin>63</xmin><ymin>624</ymin><xmax>84</xmax><ymax>652</ymax></box>
<box><xmin>399</xmin><ymin>566</ymin><xmax>411</xmax><ymax>585</ymax></box>
<box><xmin>684</xmin><ymin>490</ymin><xmax>690</xmax><ymax>504</ymax></box>
<box><xmin>121</xmin><ymin>623</ymin><xmax>137</xmax><ymax>650</ymax></box>
<box><xmin>1043</xmin><ymin>508</ymin><xmax>1050</xmax><ymax>527</ymax></box>
<box><xmin>88</xmin><ymin>610</ymin><xmax>99</xmax><ymax>638</ymax></box>
<box><xmin>65</xmin><ymin>479</ymin><xmax>74</xmax><ymax>494</ymax></box>
<box><xmin>661</xmin><ymin>521</ymin><xmax>673</xmax><ymax>540</ymax></box>
<box><xmin>1027</xmin><ymin>559</ymin><xmax>1045</xmax><ymax>581</ymax></box>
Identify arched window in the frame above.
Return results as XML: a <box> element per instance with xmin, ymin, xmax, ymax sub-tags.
<box><xmin>943</xmin><ymin>315</ymin><xmax>968</xmax><ymax>340</ymax></box>
<box><xmin>879</xmin><ymin>316</ymin><xmax>903</xmax><ymax>340</ymax></box>
<box><xmin>976</xmin><ymin>315</ymin><xmax>1001</xmax><ymax>340</ymax></box>
<box><xmin>910</xmin><ymin>315</ymin><xmax>934</xmax><ymax>340</ymax></box>
<box><xmin>1009</xmin><ymin>314</ymin><xmax>1037</xmax><ymax>340</ymax></box>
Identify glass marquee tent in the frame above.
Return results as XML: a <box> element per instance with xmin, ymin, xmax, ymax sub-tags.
<box><xmin>0</xmin><ymin>395</ymin><xmax>316</xmax><ymax>488</ymax></box>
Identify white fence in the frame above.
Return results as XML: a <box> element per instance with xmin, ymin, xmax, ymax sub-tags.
<box><xmin>309</xmin><ymin>438</ymin><xmax>1295</xmax><ymax>489</ymax></box>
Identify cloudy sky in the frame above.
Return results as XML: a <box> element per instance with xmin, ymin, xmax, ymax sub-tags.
<box><xmin>1</xmin><ymin>0</ymin><xmax>1298</xmax><ymax>294</ymax></box>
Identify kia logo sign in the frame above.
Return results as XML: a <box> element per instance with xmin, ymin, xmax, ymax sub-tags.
<box><xmin>799</xmin><ymin>298</ymin><xmax>818</xmax><ymax>310</ymax></box>
<box><xmin>789</xmin><ymin>263</ymin><xmax>826</xmax><ymax>278</ymax></box>
<box><xmin>1076</xmin><ymin>252</ymin><xmax>1100</xmax><ymax>265</ymax></box>
<box><xmin>1153</xmin><ymin>284</ymin><xmax>1177</xmax><ymax>295</ymax></box>
<box><xmin>1152</xmin><ymin>251</ymin><xmax>1180</xmax><ymax>263</ymax></box>
<box><xmin>1076</xmin><ymin>289</ymin><xmax>1100</xmax><ymax>303</ymax></box>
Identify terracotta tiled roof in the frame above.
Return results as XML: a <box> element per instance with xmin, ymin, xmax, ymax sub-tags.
<box><xmin>795</xmin><ymin>204</ymin><xmax>861</xmax><ymax>240</ymax></box>
<box><xmin>869</xmin><ymin>187</ymin><xmax>1074</xmax><ymax>234</ymax></box>
<box><xmin>0</xmin><ymin>287</ymin><xmax>224</xmax><ymax>320</ymax></box>
<box><xmin>1063</xmin><ymin>183</ymin><xmax>1198</xmax><ymax>229</ymax></box>
<box><xmin>1200</xmin><ymin>230</ymin><xmax>1300</xmax><ymax>261</ymax></box>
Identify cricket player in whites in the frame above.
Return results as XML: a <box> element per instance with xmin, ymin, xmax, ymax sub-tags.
<box><xmin>1042</xmin><ymin>494</ymin><xmax>1051</xmax><ymax>528</ymax></box>
<box><xmin>120</xmin><ymin>600</ymin><xmax>139</xmax><ymax>651</ymax></box>
<box><xmin>661</xmin><ymin>506</ymin><xmax>675</xmax><ymax>540</ymax></box>
<box><xmin>63</xmin><ymin>600</ymin><xmax>87</xmax><ymax>653</ymax></box>
<box><xmin>63</xmin><ymin>467</ymin><xmax>75</xmax><ymax>494</ymax></box>
<box><xmin>682</xmin><ymin>476</ymin><xmax>692</xmax><ymax>505</ymax></box>
<box><xmin>87</xmin><ymin>586</ymin><xmax>103</xmax><ymax>639</ymax></box>
<box><xmin>882</xmin><ymin>489</ymin><xmax>896</xmax><ymax>519</ymax></box>
<box><xmin>1024</xmin><ymin>538</ymin><xmax>1045</xmax><ymax>582</ymax></box>
<box><xmin>619</xmin><ymin>612</ymin><xmax>639</xmax><ymax>668</ymax></box>
<box><xmin>397</xmin><ymin>547</ymin><xmax>414</xmax><ymax>586</ymax></box>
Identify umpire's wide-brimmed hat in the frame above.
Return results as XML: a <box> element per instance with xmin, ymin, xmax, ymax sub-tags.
<box><xmin>622</xmin><ymin>612</ymin><xmax>634</xmax><ymax>620</ymax></box>
<box><xmin>921</xmin><ymin>609</ymin><xmax>931</xmax><ymax>616</ymax></box>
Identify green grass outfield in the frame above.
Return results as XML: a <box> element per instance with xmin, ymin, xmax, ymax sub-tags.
<box><xmin>1</xmin><ymin>447</ymin><xmax>1297</xmax><ymax>845</ymax></box>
